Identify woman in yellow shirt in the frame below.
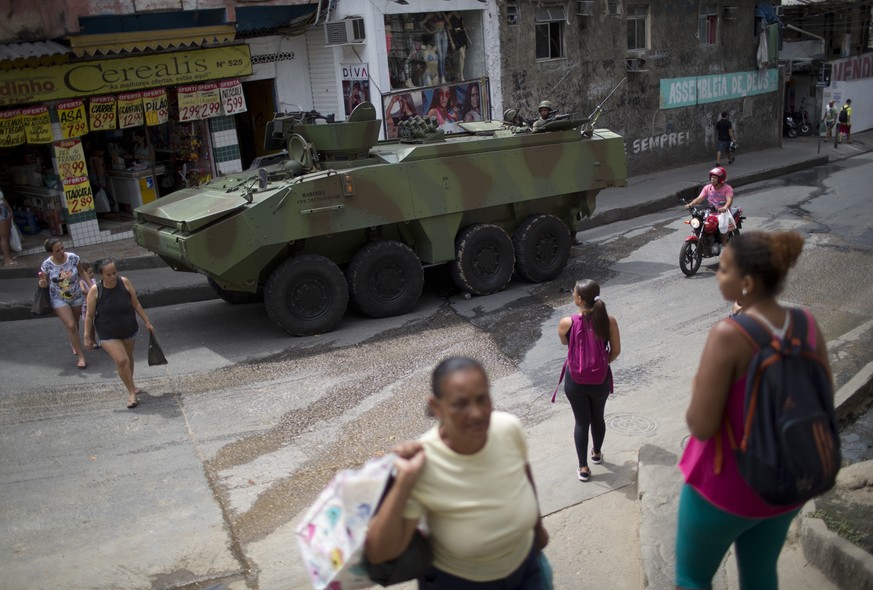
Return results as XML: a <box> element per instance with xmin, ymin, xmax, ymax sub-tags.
<box><xmin>366</xmin><ymin>357</ymin><xmax>550</xmax><ymax>589</ymax></box>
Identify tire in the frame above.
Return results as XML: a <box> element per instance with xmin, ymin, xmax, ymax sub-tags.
<box><xmin>451</xmin><ymin>223</ymin><xmax>515</xmax><ymax>295</ymax></box>
<box><xmin>512</xmin><ymin>214</ymin><xmax>572</xmax><ymax>283</ymax></box>
<box><xmin>207</xmin><ymin>277</ymin><xmax>263</xmax><ymax>305</ymax></box>
<box><xmin>799</xmin><ymin>123</ymin><xmax>812</xmax><ymax>136</ymax></box>
<box><xmin>347</xmin><ymin>240</ymin><xmax>424</xmax><ymax>318</ymax></box>
<box><xmin>679</xmin><ymin>241</ymin><xmax>702</xmax><ymax>276</ymax></box>
<box><xmin>264</xmin><ymin>254</ymin><xmax>349</xmax><ymax>336</ymax></box>
<box><xmin>786</xmin><ymin>127</ymin><xmax>798</xmax><ymax>139</ymax></box>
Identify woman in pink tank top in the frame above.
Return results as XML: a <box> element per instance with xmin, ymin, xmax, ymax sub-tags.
<box><xmin>675</xmin><ymin>231</ymin><xmax>832</xmax><ymax>589</ymax></box>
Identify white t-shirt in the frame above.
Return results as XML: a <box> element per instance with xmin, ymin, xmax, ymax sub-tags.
<box><xmin>403</xmin><ymin>411</ymin><xmax>538</xmax><ymax>581</ymax></box>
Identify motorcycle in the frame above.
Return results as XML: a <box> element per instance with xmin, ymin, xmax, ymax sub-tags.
<box><xmin>789</xmin><ymin>110</ymin><xmax>812</xmax><ymax>136</ymax></box>
<box><xmin>679</xmin><ymin>204</ymin><xmax>745</xmax><ymax>276</ymax></box>
<box><xmin>783</xmin><ymin>115</ymin><xmax>799</xmax><ymax>138</ymax></box>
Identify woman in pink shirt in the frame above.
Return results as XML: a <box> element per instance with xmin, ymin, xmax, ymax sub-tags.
<box><xmin>675</xmin><ymin>231</ymin><xmax>832</xmax><ymax>589</ymax></box>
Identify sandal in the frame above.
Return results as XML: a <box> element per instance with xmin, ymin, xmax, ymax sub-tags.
<box><xmin>590</xmin><ymin>451</ymin><xmax>603</xmax><ymax>465</ymax></box>
<box><xmin>127</xmin><ymin>401</ymin><xmax>138</xmax><ymax>409</ymax></box>
<box><xmin>577</xmin><ymin>467</ymin><xmax>591</xmax><ymax>482</ymax></box>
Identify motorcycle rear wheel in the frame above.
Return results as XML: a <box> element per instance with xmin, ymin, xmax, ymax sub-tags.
<box><xmin>680</xmin><ymin>241</ymin><xmax>702</xmax><ymax>276</ymax></box>
<box><xmin>799</xmin><ymin>123</ymin><xmax>812</xmax><ymax>136</ymax></box>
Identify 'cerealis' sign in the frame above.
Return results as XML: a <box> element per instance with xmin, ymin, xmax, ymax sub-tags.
<box><xmin>0</xmin><ymin>45</ymin><xmax>252</xmax><ymax>107</ymax></box>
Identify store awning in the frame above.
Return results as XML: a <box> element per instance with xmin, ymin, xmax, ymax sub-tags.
<box><xmin>0</xmin><ymin>41</ymin><xmax>71</xmax><ymax>69</ymax></box>
<box><xmin>68</xmin><ymin>24</ymin><xmax>237</xmax><ymax>57</ymax></box>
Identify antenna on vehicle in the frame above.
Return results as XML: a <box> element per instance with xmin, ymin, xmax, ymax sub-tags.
<box><xmin>582</xmin><ymin>77</ymin><xmax>627</xmax><ymax>138</ymax></box>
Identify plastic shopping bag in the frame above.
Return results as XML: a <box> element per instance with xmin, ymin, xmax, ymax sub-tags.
<box><xmin>718</xmin><ymin>210</ymin><xmax>736</xmax><ymax>234</ymax></box>
<box><xmin>297</xmin><ymin>454</ymin><xmax>395</xmax><ymax>590</ymax></box>
<box><xmin>31</xmin><ymin>286</ymin><xmax>52</xmax><ymax>316</ymax></box>
<box><xmin>9</xmin><ymin>221</ymin><xmax>22</xmax><ymax>252</ymax></box>
<box><xmin>94</xmin><ymin>188</ymin><xmax>112</xmax><ymax>214</ymax></box>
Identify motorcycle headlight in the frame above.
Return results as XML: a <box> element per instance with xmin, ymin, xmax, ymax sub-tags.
<box><xmin>690</xmin><ymin>218</ymin><xmax>701</xmax><ymax>229</ymax></box>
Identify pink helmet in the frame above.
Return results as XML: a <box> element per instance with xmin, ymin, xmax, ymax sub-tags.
<box><xmin>708</xmin><ymin>166</ymin><xmax>727</xmax><ymax>183</ymax></box>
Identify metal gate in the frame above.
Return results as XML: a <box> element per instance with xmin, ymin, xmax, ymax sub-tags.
<box><xmin>306</xmin><ymin>28</ymin><xmax>340</xmax><ymax>117</ymax></box>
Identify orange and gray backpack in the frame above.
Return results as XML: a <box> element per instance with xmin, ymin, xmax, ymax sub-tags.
<box><xmin>725</xmin><ymin>308</ymin><xmax>840</xmax><ymax>506</ymax></box>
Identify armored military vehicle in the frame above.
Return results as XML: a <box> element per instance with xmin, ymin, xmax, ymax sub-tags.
<box><xmin>133</xmin><ymin>102</ymin><xmax>626</xmax><ymax>336</ymax></box>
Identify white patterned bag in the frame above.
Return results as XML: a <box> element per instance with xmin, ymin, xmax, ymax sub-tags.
<box><xmin>297</xmin><ymin>454</ymin><xmax>395</xmax><ymax>590</ymax></box>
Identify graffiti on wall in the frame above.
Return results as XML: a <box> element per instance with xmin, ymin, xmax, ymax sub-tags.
<box><xmin>630</xmin><ymin>131</ymin><xmax>691</xmax><ymax>154</ymax></box>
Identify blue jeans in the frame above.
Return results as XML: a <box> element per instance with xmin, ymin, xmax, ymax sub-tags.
<box><xmin>435</xmin><ymin>29</ymin><xmax>448</xmax><ymax>81</ymax></box>
<box><xmin>418</xmin><ymin>544</ymin><xmax>544</xmax><ymax>590</ymax></box>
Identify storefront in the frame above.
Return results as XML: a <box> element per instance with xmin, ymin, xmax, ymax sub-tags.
<box><xmin>0</xmin><ymin>44</ymin><xmax>253</xmax><ymax>252</ymax></box>
<box><xmin>322</xmin><ymin>1</ymin><xmax>499</xmax><ymax>139</ymax></box>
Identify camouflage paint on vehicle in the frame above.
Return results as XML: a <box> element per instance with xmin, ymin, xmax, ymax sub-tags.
<box><xmin>133</xmin><ymin>103</ymin><xmax>627</xmax><ymax>334</ymax></box>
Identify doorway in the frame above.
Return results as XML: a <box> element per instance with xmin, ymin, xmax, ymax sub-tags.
<box><xmin>237</xmin><ymin>79</ymin><xmax>278</xmax><ymax>169</ymax></box>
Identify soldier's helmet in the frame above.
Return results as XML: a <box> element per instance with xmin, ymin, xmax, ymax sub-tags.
<box><xmin>538</xmin><ymin>100</ymin><xmax>553</xmax><ymax>111</ymax></box>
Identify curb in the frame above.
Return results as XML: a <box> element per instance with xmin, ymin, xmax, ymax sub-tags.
<box><xmin>800</xmin><ymin>499</ymin><xmax>873</xmax><ymax>590</ymax></box>
<box><xmin>578</xmin><ymin>155</ymin><xmax>831</xmax><ymax>231</ymax></box>
<box><xmin>1</xmin><ymin>252</ymin><xmax>167</xmax><ymax>280</ymax></box>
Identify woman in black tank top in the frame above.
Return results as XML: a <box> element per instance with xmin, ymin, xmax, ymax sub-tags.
<box><xmin>84</xmin><ymin>258</ymin><xmax>155</xmax><ymax>409</ymax></box>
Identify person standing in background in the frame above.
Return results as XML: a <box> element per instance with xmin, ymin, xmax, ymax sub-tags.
<box><xmin>822</xmin><ymin>100</ymin><xmax>837</xmax><ymax>142</ymax></box>
<box><xmin>837</xmin><ymin>99</ymin><xmax>852</xmax><ymax>144</ymax></box>
<box><xmin>0</xmin><ymin>188</ymin><xmax>16</xmax><ymax>266</ymax></box>
<box><xmin>715</xmin><ymin>111</ymin><xmax>736</xmax><ymax>166</ymax></box>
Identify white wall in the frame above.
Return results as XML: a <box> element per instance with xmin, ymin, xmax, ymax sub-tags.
<box><xmin>244</xmin><ymin>35</ymin><xmax>312</xmax><ymax>112</ymax></box>
<box><xmin>822</xmin><ymin>79</ymin><xmax>873</xmax><ymax>134</ymax></box>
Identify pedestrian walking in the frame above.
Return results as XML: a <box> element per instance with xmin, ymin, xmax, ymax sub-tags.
<box><xmin>366</xmin><ymin>357</ymin><xmax>550</xmax><ymax>589</ymax></box>
<box><xmin>38</xmin><ymin>238</ymin><xmax>89</xmax><ymax>369</ymax></box>
<box><xmin>837</xmin><ymin>99</ymin><xmax>852</xmax><ymax>144</ymax></box>
<box><xmin>822</xmin><ymin>99</ymin><xmax>838</xmax><ymax>142</ymax></box>
<box><xmin>715</xmin><ymin>111</ymin><xmax>736</xmax><ymax>166</ymax></box>
<box><xmin>78</xmin><ymin>262</ymin><xmax>100</xmax><ymax>349</ymax></box>
<box><xmin>675</xmin><ymin>231</ymin><xmax>832</xmax><ymax>589</ymax></box>
<box><xmin>0</xmin><ymin>188</ymin><xmax>17</xmax><ymax>266</ymax></box>
<box><xmin>84</xmin><ymin>258</ymin><xmax>155</xmax><ymax>409</ymax></box>
<box><xmin>557</xmin><ymin>279</ymin><xmax>621</xmax><ymax>482</ymax></box>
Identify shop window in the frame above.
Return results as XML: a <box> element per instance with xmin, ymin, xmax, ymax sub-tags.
<box><xmin>699</xmin><ymin>4</ymin><xmax>718</xmax><ymax>45</ymax></box>
<box><xmin>627</xmin><ymin>5</ymin><xmax>648</xmax><ymax>51</ymax></box>
<box><xmin>535</xmin><ymin>6</ymin><xmax>565</xmax><ymax>60</ymax></box>
<box><xmin>384</xmin><ymin>11</ymin><xmax>485</xmax><ymax>91</ymax></box>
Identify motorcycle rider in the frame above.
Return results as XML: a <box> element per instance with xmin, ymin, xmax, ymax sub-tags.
<box><xmin>685</xmin><ymin>166</ymin><xmax>735</xmax><ymax>247</ymax></box>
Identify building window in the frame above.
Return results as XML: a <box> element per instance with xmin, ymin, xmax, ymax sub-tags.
<box><xmin>536</xmin><ymin>6</ymin><xmax>565</xmax><ymax>60</ymax></box>
<box><xmin>627</xmin><ymin>5</ymin><xmax>648</xmax><ymax>50</ymax></box>
<box><xmin>507</xmin><ymin>1</ymin><xmax>519</xmax><ymax>26</ymax></box>
<box><xmin>699</xmin><ymin>5</ymin><xmax>718</xmax><ymax>45</ymax></box>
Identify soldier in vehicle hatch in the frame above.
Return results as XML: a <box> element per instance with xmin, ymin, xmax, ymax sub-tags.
<box><xmin>532</xmin><ymin>100</ymin><xmax>554</xmax><ymax>132</ymax></box>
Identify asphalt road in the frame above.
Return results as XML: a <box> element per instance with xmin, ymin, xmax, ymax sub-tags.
<box><xmin>1</xmin><ymin>154</ymin><xmax>872</xmax><ymax>590</ymax></box>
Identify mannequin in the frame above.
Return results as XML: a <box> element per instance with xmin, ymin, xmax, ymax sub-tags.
<box><xmin>421</xmin><ymin>39</ymin><xmax>440</xmax><ymax>87</ymax></box>
<box><xmin>405</xmin><ymin>40</ymin><xmax>425</xmax><ymax>88</ymax></box>
<box><xmin>421</xmin><ymin>13</ymin><xmax>453</xmax><ymax>84</ymax></box>
<box><xmin>447</xmin><ymin>11</ymin><xmax>469</xmax><ymax>81</ymax></box>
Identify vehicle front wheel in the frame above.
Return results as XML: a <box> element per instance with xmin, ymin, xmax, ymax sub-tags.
<box><xmin>513</xmin><ymin>214</ymin><xmax>572</xmax><ymax>283</ymax></box>
<box><xmin>679</xmin><ymin>241</ymin><xmax>702</xmax><ymax>276</ymax></box>
<box><xmin>451</xmin><ymin>223</ymin><xmax>515</xmax><ymax>295</ymax></box>
<box><xmin>264</xmin><ymin>254</ymin><xmax>349</xmax><ymax>336</ymax></box>
<box><xmin>207</xmin><ymin>278</ymin><xmax>263</xmax><ymax>305</ymax></box>
<box><xmin>347</xmin><ymin>240</ymin><xmax>423</xmax><ymax>318</ymax></box>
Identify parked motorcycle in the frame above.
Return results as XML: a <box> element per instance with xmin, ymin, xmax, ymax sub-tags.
<box><xmin>783</xmin><ymin>115</ymin><xmax>799</xmax><ymax>138</ymax></box>
<box><xmin>679</xmin><ymin>203</ymin><xmax>746</xmax><ymax>276</ymax></box>
<box><xmin>789</xmin><ymin>110</ymin><xmax>812</xmax><ymax>136</ymax></box>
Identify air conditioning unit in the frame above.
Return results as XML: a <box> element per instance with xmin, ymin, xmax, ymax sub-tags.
<box><xmin>607</xmin><ymin>0</ymin><xmax>622</xmax><ymax>17</ymax></box>
<box><xmin>324</xmin><ymin>17</ymin><xmax>366</xmax><ymax>46</ymax></box>
<box><xmin>775</xmin><ymin>6</ymin><xmax>784</xmax><ymax>17</ymax></box>
<box><xmin>576</xmin><ymin>0</ymin><xmax>596</xmax><ymax>16</ymax></box>
<box><xmin>722</xmin><ymin>6</ymin><xmax>738</xmax><ymax>20</ymax></box>
<box><xmin>626</xmin><ymin>57</ymin><xmax>647</xmax><ymax>72</ymax></box>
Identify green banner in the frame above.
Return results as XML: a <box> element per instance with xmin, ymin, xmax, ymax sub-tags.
<box><xmin>660</xmin><ymin>69</ymin><xmax>778</xmax><ymax>109</ymax></box>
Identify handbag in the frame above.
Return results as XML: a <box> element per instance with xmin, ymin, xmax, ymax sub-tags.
<box><xmin>365</xmin><ymin>526</ymin><xmax>432</xmax><ymax>586</ymax></box>
<box><xmin>31</xmin><ymin>286</ymin><xmax>52</xmax><ymax>316</ymax></box>
<box><xmin>147</xmin><ymin>331</ymin><xmax>168</xmax><ymax>366</ymax></box>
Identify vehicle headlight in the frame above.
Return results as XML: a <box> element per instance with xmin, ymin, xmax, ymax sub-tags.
<box><xmin>690</xmin><ymin>218</ymin><xmax>701</xmax><ymax>229</ymax></box>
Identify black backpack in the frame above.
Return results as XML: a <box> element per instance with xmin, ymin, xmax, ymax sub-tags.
<box><xmin>838</xmin><ymin>107</ymin><xmax>848</xmax><ymax>123</ymax></box>
<box><xmin>726</xmin><ymin>308</ymin><xmax>840</xmax><ymax>506</ymax></box>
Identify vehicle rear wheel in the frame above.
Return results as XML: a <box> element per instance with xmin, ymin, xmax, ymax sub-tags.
<box><xmin>264</xmin><ymin>254</ymin><xmax>349</xmax><ymax>336</ymax></box>
<box><xmin>347</xmin><ymin>240</ymin><xmax>424</xmax><ymax>318</ymax></box>
<box><xmin>786</xmin><ymin>127</ymin><xmax>798</xmax><ymax>139</ymax></box>
<box><xmin>513</xmin><ymin>214</ymin><xmax>572</xmax><ymax>282</ymax></box>
<box><xmin>207</xmin><ymin>277</ymin><xmax>263</xmax><ymax>305</ymax></box>
<box><xmin>680</xmin><ymin>241</ymin><xmax>702</xmax><ymax>276</ymax></box>
<box><xmin>451</xmin><ymin>223</ymin><xmax>515</xmax><ymax>295</ymax></box>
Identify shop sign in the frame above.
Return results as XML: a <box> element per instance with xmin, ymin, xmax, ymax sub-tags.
<box><xmin>22</xmin><ymin>105</ymin><xmax>53</xmax><ymax>144</ymax></box>
<box><xmin>220</xmin><ymin>79</ymin><xmax>247</xmax><ymax>115</ymax></box>
<box><xmin>341</xmin><ymin>63</ymin><xmax>370</xmax><ymax>119</ymax></box>
<box><xmin>54</xmin><ymin>139</ymin><xmax>94</xmax><ymax>214</ymax></box>
<box><xmin>198</xmin><ymin>83</ymin><xmax>221</xmax><ymax>119</ymax></box>
<box><xmin>0</xmin><ymin>45</ymin><xmax>253</xmax><ymax>107</ymax></box>
<box><xmin>142</xmin><ymin>88</ymin><xmax>169</xmax><ymax>126</ymax></box>
<box><xmin>659</xmin><ymin>68</ymin><xmax>778</xmax><ymax>109</ymax></box>
<box><xmin>57</xmin><ymin>99</ymin><xmax>87</xmax><ymax>139</ymax></box>
<box><xmin>0</xmin><ymin>109</ymin><xmax>25</xmax><ymax>147</ymax></box>
<box><xmin>88</xmin><ymin>95</ymin><xmax>117</xmax><ymax>131</ymax></box>
<box><xmin>177</xmin><ymin>85</ymin><xmax>200</xmax><ymax>122</ymax></box>
<box><xmin>117</xmin><ymin>92</ymin><xmax>144</xmax><ymax>128</ymax></box>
